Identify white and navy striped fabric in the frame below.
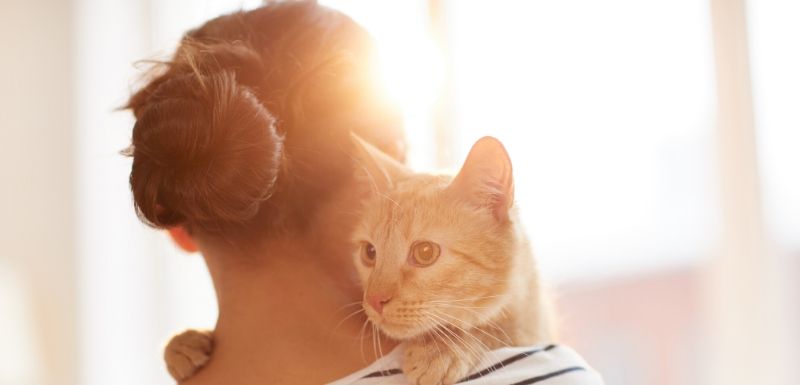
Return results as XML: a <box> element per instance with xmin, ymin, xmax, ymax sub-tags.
<box><xmin>326</xmin><ymin>344</ymin><xmax>604</xmax><ymax>385</ymax></box>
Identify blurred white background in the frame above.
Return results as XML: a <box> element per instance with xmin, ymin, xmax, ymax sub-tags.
<box><xmin>0</xmin><ymin>1</ymin><xmax>797</xmax><ymax>385</ymax></box>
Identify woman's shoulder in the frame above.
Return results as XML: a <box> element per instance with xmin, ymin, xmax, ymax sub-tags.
<box><xmin>327</xmin><ymin>344</ymin><xmax>604</xmax><ymax>385</ymax></box>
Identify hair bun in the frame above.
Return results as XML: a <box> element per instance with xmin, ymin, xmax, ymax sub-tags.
<box><xmin>129</xmin><ymin>71</ymin><xmax>283</xmax><ymax>230</ymax></box>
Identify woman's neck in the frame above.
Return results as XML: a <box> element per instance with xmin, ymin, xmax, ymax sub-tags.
<box><xmin>185</xmin><ymin>238</ymin><xmax>396</xmax><ymax>385</ymax></box>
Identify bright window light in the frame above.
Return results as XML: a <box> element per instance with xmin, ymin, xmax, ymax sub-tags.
<box><xmin>324</xmin><ymin>0</ymin><xmax>717</xmax><ymax>282</ymax></box>
<box><xmin>749</xmin><ymin>0</ymin><xmax>800</xmax><ymax>251</ymax></box>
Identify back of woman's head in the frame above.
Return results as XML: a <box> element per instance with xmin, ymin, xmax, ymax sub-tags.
<box><xmin>127</xmin><ymin>1</ymin><xmax>404</xmax><ymax>241</ymax></box>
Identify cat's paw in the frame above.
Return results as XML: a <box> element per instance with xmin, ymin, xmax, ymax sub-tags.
<box><xmin>164</xmin><ymin>329</ymin><xmax>214</xmax><ymax>382</ymax></box>
<box><xmin>402</xmin><ymin>342</ymin><xmax>473</xmax><ymax>385</ymax></box>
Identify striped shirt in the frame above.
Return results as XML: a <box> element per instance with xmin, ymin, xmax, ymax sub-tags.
<box><xmin>327</xmin><ymin>344</ymin><xmax>604</xmax><ymax>385</ymax></box>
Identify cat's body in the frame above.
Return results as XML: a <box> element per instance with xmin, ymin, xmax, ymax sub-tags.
<box><xmin>164</xmin><ymin>136</ymin><xmax>553</xmax><ymax>385</ymax></box>
<box><xmin>350</xmin><ymin>136</ymin><xmax>553</xmax><ymax>384</ymax></box>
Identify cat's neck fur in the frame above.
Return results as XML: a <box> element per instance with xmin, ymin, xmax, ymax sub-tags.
<box><xmin>500</xmin><ymin>210</ymin><xmax>555</xmax><ymax>344</ymax></box>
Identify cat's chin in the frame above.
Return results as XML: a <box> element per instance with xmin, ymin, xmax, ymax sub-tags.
<box><xmin>370</xmin><ymin>318</ymin><xmax>426</xmax><ymax>340</ymax></box>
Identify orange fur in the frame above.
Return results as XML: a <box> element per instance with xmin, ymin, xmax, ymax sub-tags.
<box><xmin>351</xmin><ymin>136</ymin><xmax>554</xmax><ymax>385</ymax></box>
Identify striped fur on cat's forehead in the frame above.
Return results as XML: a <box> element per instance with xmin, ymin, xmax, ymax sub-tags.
<box><xmin>358</xmin><ymin>174</ymin><xmax>450</xmax><ymax>239</ymax></box>
<box><xmin>355</xmin><ymin>172</ymin><xmax>514</xmax><ymax>264</ymax></box>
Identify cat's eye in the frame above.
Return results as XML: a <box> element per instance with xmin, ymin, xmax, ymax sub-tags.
<box><xmin>360</xmin><ymin>241</ymin><xmax>377</xmax><ymax>267</ymax></box>
<box><xmin>410</xmin><ymin>241</ymin><xmax>441</xmax><ymax>267</ymax></box>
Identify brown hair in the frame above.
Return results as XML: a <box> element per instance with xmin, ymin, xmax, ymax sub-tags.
<box><xmin>126</xmin><ymin>1</ymin><xmax>404</xmax><ymax>239</ymax></box>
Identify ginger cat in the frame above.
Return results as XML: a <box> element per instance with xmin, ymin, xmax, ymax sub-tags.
<box><xmin>349</xmin><ymin>135</ymin><xmax>552</xmax><ymax>384</ymax></box>
<box><xmin>164</xmin><ymin>136</ymin><xmax>553</xmax><ymax>384</ymax></box>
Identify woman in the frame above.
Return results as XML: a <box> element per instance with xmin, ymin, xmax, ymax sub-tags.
<box><xmin>126</xmin><ymin>2</ymin><xmax>602</xmax><ymax>384</ymax></box>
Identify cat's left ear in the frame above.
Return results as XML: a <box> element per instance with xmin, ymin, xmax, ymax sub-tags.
<box><xmin>350</xmin><ymin>132</ymin><xmax>411</xmax><ymax>194</ymax></box>
<box><xmin>447</xmin><ymin>136</ymin><xmax>515</xmax><ymax>222</ymax></box>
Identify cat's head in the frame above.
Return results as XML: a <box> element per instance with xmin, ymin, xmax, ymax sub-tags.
<box><xmin>350</xmin><ymin>134</ymin><xmax>518</xmax><ymax>340</ymax></box>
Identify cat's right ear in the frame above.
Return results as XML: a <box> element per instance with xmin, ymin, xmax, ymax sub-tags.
<box><xmin>350</xmin><ymin>132</ymin><xmax>411</xmax><ymax>194</ymax></box>
<box><xmin>447</xmin><ymin>136</ymin><xmax>515</xmax><ymax>222</ymax></box>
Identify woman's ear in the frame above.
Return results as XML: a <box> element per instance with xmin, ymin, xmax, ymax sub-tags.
<box><xmin>446</xmin><ymin>136</ymin><xmax>515</xmax><ymax>222</ymax></box>
<box><xmin>167</xmin><ymin>226</ymin><xmax>199</xmax><ymax>253</ymax></box>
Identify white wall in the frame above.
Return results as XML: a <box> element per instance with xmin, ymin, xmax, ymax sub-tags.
<box><xmin>0</xmin><ymin>1</ymin><xmax>77</xmax><ymax>385</ymax></box>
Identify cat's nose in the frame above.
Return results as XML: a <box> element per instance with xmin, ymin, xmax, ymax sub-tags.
<box><xmin>366</xmin><ymin>293</ymin><xmax>392</xmax><ymax>315</ymax></box>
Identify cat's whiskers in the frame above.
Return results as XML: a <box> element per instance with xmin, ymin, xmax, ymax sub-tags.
<box><xmin>434</xmin><ymin>304</ymin><xmax>514</xmax><ymax>346</ymax></box>
<box><xmin>420</xmin><ymin>313</ymin><xmax>454</xmax><ymax>355</ymax></box>
<box><xmin>358</xmin><ymin>317</ymin><xmax>371</xmax><ymax>363</ymax></box>
<box><xmin>429</xmin><ymin>311</ymin><xmax>513</xmax><ymax>380</ymax></box>
<box><xmin>425</xmin><ymin>294</ymin><xmax>505</xmax><ymax>302</ymax></box>
<box><xmin>426</xmin><ymin>303</ymin><xmax>492</xmax><ymax>312</ymax></box>
<box><xmin>429</xmin><ymin>325</ymin><xmax>452</xmax><ymax>359</ymax></box>
<box><xmin>375</xmin><ymin>325</ymin><xmax>386</xmax><ymax>361</ymax></box>
<box><xmin>482</xmin><ymin>308</ymin><xmax>514</xmax><ymax>344</ymax></box>
<box><xmin>443</xmin><ymin>325</ymin><xmax>484</xmax><ymax>361</ymax></box>
<box><xmin>432</xmin><ymin>325</ymin><xmax>461</xmax><ymax>358</ymax></box>
<box><xmin>440</xmin><ymin>324</ymin><xmax>507</xmax><ymax>379</ymax></box>
<box><xmin>425</xmin><ymin>325</ymin><xmax>444</xmax><ymax>359</ymax></box>
<box><xmin>421</xmin><ymin>303</ymin><xmax>495</xmax><ymax>333</ymax></box>
<box><xmin>424</xmin><ymin>294</ymin><xmax>507</xmax><ymax>307</ymax></box>
<box><xmin>333</xmin><ymin>300</ymin><xmax>364</xmax><ymax>312</ymax></box>
<box><xmin>434</xmin><ymin>309</ymin><xmax>511</xmax><ymax>352</ymax></box>
<box><xmin>422</xmin><ymin>311</ymin><xmax>474</xmax><ymax>362</ymax></box>
<box><xmin>332</xmin><ymin>307</ymin><xmax>366</xmax><ymax>335</ymax></box>
<box><xmin>427</xmin><ymin>311</ymin><xmax>489</xmax><ymax>361</ymax></box>
<box><xmin>371</xmin><ymin>323</ymin><xmax>379</xmax><ymax>361</ymax></box>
